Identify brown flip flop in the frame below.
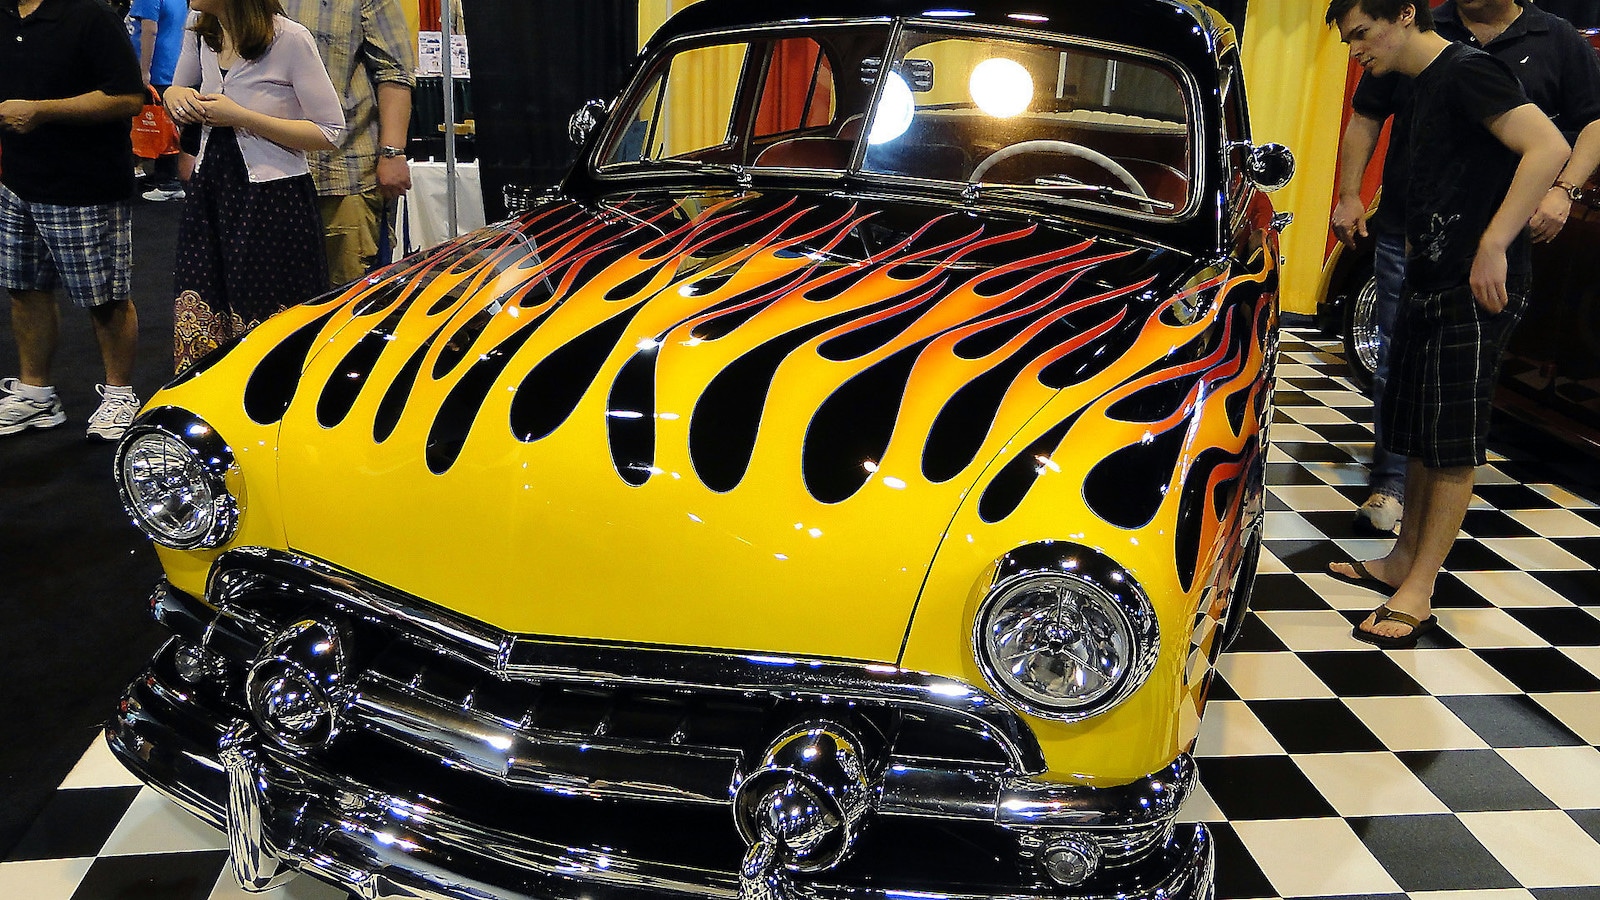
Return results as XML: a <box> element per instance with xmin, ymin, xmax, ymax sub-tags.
<box><xmin>1327</xmin><ymin>559</ymin><xmax>1397</xmax><ymax>595</ymax></box>
<box><xmin>1351</xmin><ymin>604</ymin><xmax>1438</xmax><ymax>650</ymax></box>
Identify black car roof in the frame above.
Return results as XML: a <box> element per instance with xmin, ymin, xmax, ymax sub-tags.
<box><xmin>646</xmin><ymin>0</ymin><xmax>1237</xmax><ymax>73</ymax></box>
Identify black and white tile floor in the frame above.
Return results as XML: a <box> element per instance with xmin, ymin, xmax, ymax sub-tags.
<box><xmin>3</xmin><ymin>331</ymin><xmax>1598</xmax><ymax>900</ymax></box>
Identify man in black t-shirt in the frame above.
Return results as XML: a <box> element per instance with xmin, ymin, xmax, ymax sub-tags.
<box><xmin>0</xmin><ymin>0</ymin><xmax>144</xmax><ymax>441</ymax></box>
<box><xmin>1325</xmin><ymin>0</ymin><xmax>1570</xmax><ymax>649</ymax></box>
<box><xmin>1331</xmin><ymin>0</ymin><xmax>1600</xmax><ymax>538</ymax></box>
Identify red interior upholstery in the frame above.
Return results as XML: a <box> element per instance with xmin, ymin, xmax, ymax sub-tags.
<box><xmin>752</xmin><ymin>137</ymin><xmax>852</xmax><ymax>169</ymax></box>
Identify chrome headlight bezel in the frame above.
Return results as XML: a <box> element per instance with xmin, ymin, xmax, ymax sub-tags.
<box><xmin>114</xmin><ymin>407</ymin><xmax>242</xmax><ymax>550</ymax></box>
<box><xmin>971</xmin><ymin>544</ymin><xmax>1159</xmax><ymax>722</ymax></box>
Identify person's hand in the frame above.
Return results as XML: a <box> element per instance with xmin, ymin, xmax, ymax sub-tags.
<box><xmin>376</xmin><ymin>156</ymin><xmax>412</xmax><ymax>199</ymax></box>
<box><xmin>1528</xmin><ymin>186</ymin><xmax>1571</xmax><ymax>243</ymax></box>
<box><xmin>1469</xmin><ymin>243</ymin><xmax>1509</xmax><ymax>315</ymax></box>
<box><xmin>0</xmin><ymin>99</ymin><xmax>42</xmax><ymax>134</ymax></box>
<box><xmin>164</xmin><ymin>87</ymin><xmax>203</xmax><ymax>125</ymax></box>
<box><xmin>1331</xmin><ymin>194</ymin><xmax>1369</xmax><ymax>249</ymax></box>
<box><xmin>193</xmin><ymin>94</ymin><xmax>247</xmax><ymax>128</ymax></box>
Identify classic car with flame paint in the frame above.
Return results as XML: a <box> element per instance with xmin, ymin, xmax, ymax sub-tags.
<box><xmin>108</xmin><ymin>3</ymin><xmax>1291</xmax><ymax>899</ymax></box>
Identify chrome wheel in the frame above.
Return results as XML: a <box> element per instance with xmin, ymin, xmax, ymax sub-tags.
<box><xmin>1341</xmin><ymin>269</ymin><xmax>1380</xmax><ymax>393</ymax></box>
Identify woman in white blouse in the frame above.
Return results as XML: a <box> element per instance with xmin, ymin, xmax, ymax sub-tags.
<box><xmin>163</xmin><ymin>0</ymin><xmax>344</xmax><ymax>371</ymax></box>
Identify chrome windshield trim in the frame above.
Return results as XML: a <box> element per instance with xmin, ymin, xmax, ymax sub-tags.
<box><xmin>206</xmin><ymin>549</ymin><xmax>1047</xmax><ymax>774</ymax></box>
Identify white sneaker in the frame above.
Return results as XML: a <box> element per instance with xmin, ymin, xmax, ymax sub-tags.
<box><xmin>142</xmin><ymin>187</ymin><xmax>186</xmax><ymax>202</ymax></box>
<box><xmin>0</xmin><ymin>378</ymin><xmax>66</xmax><ymax>436</ymax></box>
<box><xmin>86</xmin><ymin>384</ymin><xmax>140</xmax><ymax>441</ymax></box>
<box><xmin>1354</xmin><ymin>492</ymin><xmax>1403</xmax><ymax>536</ymax></box>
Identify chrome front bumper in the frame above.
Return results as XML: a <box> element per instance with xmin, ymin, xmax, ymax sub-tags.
<box><xmin>108</xmin><ymin>551</ymin><xmax>1215</xmax><ymax>900</ymax></box>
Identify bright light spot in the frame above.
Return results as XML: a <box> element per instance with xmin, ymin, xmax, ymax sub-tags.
<box><xmin>659</xmin><ymin>412</ymin><xmax>680</xmax><ymax>421</ymax></box>
<box><xmin>862</xmin><ymin>459</ymin><xmax>880</xmax><ymax>473</ymax></box>
<box><xmin>966</xmin><ymin>534</ymin><xmax>975</xmax><ymax>543</ymax></box>
<box><xmin>1035</xmin><ymin>454</ymin><xmax>1061</xmax><ymax>473</ymax></box>
<box><xmin>928</xmin><ymin>683</ymin><xmax>971</xmax><ymax>697</ymax></box>
<box><xmin>683</xmin><ymin>337</ymin><xmax>703</xmax><ymax>347</ymax></box>
<box><xmin>795</xmin><ymin>522</ymin><xmax>805</xmax><ymax>530</ymax></box>
<box><xmin>869</xmin><ymin>72</ymin><xmax>915</xmax><ymax>145</ymax></box>
<box><xmin>971</xmin><ymin>58</ymin><xmax>1033</xmax><ymax>118</ymax></box>
<box><xmin>677</xmin><ymin>284</ymin><xmax>698</xmax><ymax>297</ymax></box>
<box><xmin>775</xmin><ymin>553</ymin><xmax>789</xmax><ymax>561</ymax></box>
<box><xmin>802</xmin><ymin>746</ymin><xmax>819</xmax><ymax>760</ymax></box>
<box><xmin>507</xmin><ymin>306</ymin><xmax>520</xmax><ymax>318</ymax></box>
<box><xmin>607</xmin><ymin>409</ymin><xmax>645</xmax><ymax>419</ymax></box>
<box><xmin>808</xmin><ymin>527</ymin><xmax>823</xmax><ymax>538</ymax></box>
<box><xmin>636</xmin><ymin>337</ymin><xmax>661</xmax><ymax>351</ymax></box>
<box><xmin>486</xmin><ymin>735</ymin><xmax>512</xmax><ymax>751</ymax></box>
<box><xmin>1140</xmin><ymin>431</ymin><xmax>1155</xmax><ymax>444</ymax></box>
<box><xmin>924</xmin><ymin>8</ymin><xmax>975</xmax><ymax>16</ymax></box>
<box><xmin>688</xmin><ymin>513</ymin><xmax>702</xmax><ymax>523</ymax></box>
<box><xmin>1008</xmin><ymin>12</ymin><xmax>1049</xmax><ymax>22</ymax></box>
<box><xmin>883</xmin><ymin>476</ymin><xmax>907</xmax><ymax>490</ymax></box>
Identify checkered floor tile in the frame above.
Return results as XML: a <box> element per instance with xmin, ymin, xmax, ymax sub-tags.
<box><xmin>3</xmin><ymin>332</ymin><xmax>1597</xmax><ymax>900</ymax></box>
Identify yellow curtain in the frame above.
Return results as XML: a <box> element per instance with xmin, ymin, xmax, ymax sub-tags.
<box><xmin>1241</xmin><ymin>3</ymin><xmax>1349</xmax><ymax>315</ymax></box>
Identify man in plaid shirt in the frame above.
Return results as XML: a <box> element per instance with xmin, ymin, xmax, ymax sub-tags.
<box><xmin>282</xmin><ymin>0</ymin><xmax>417</xmax><ymax>288</ymax></box>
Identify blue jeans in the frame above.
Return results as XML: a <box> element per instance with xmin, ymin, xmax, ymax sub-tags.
<box><xmin>1369</xmin><ymin>231</ymin><xmax>1406</xmax><ymax>498</ymax></box>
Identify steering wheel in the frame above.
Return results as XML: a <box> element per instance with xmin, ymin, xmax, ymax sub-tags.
<box><xmin>968</xmin><ymin>140</ymin><xmax>1147</xmax><ymax>198</ymax></box>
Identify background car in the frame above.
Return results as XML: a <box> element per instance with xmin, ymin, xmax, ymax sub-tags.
<box><xmin>106</xmin><ymin>3</ymin><xmax>1291</xmax><ymax>900</ymax></box>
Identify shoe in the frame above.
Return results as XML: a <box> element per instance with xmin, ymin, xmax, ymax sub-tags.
<box><xmin>86</xmin><ymin>384</ymin><xmax>140</xmax><ymax>441</ymax></box>
<box><xmin>1351</xmin><ymin>603</ymin><xmax>1438</xmax><ymax>649</ymax></box>
<box><xmin>142</xmin><ymin>187</ymin><xmax>186</xmax><ymax>202</ymax></box>
<box><xmin>1354</xmin><ymin>492</ymin><xmax>1403</xmax><ymax>535</ymax></box>
<box><xmin>0</xmin><ymin>378</ymin><xmax>66</xmax><ymax>436</ymax></box>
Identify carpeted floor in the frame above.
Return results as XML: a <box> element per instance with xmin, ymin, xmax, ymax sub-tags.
<box><xmin>0</xmin><ymin>196</ymin><xmax>184</xmax><ymax>856</ymax></box>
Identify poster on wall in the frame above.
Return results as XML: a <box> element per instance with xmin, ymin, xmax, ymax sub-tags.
<box><xmin>419</xmin><ymin>31</ymin><xmax>471</xmax><ymax>77</ymax></box>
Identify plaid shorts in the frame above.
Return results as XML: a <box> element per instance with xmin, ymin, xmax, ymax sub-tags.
<box><xmin>0</xmin><ymin>184</ymin><xmax>132</xmax><ymax>309</ymax></box>
<box><xmin>1381</xmin><ymin>278</ymin><xmax>1529</xmax><ymax>468</ymax></box>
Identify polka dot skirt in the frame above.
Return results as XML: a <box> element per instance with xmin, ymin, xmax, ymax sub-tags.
<box><xmin>173</xmin><ymin>127</ymin><xmax>328</xmax><ymax>372</ymax></box>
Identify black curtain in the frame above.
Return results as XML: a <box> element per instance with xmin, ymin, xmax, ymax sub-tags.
<box><xmin>1213</xmin><ymin>0</ymin><xmax>1248</xmax><ymax>39</ymax></box>
<box><xmin>1540</xmin><ymin>0</ymin><xmax>1600</xmax><ymax>28</ymax></box>
<box><xmin>458</xmin><ymin>0</ymin><xmax>638</xmax><ymax>221</ymax></box>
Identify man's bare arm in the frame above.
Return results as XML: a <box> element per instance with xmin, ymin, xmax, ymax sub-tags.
<box><xmin>0</xmin><ymin>90</ymin><xmax>144</xmax><ymax>134</ymax></box>
<box><xmin>1530</xmin><ymin>118</ymin><xmax>1600</xmax><ymax>242</ymax></box>
<box><xmin>1472</xmin><ymin>104</ymin><xmax>1570</xmax><ymax>312</ymax></box>
<box><xmin>374</xmin><ymin>81</ymin><xmax>413</xmax><ymax>198</ymax></box>
<box><xmin>1332</xmin><ymin>111</ymin><xmax>1383</xmax><ymax>248</ymax></box>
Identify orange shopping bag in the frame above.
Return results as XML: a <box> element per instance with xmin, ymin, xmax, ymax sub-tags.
<box><xmin>131</xmin><ymin>86</ymin><xmax>179</xmax><ymax>160</ymax></box>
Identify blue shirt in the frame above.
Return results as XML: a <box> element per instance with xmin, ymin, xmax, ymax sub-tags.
<box><xmin>128</xmin><ymin>0</ymin><xmax>188</xmax><ymax>87</ymax></box>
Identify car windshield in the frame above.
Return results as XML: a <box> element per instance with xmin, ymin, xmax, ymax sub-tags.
<box><xmin>595</xmin><ymin>22</ymin><xmax>1196</xmax><ymax>218</ymax></box>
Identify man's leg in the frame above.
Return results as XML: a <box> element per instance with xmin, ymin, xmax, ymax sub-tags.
<box><xmin>1357</xmin><ymin>232</ymin><xmax>1407</xmax><ymax>533</ymax></box>
<box><xmin>1359</xmin><ymin>463</ymin><xmax>1473</xmax><ymax>639</ymax></box>
<box><xmin>89</xmin><ymin>297</ymin><xmax>139</xmax><ymax>387</ymax></box>
<box><xmin>318</xmin><ymin>192</ymin><xmax>382</xmax><ymax>289</ymax></box>
<box><xmin>10</xmin><ymin>288</ymin><xmax>61</xmax><ymax>386</ymax></box>
<box><xmin>1331</xmin><ymin>455</ymin><xmax>1425</xmax><ymax>590</ymax></box>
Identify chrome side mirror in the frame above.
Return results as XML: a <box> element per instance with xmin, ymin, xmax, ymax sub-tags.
<box><xmin>568</xmin><ymin>99</ymin><xmax>607</xmax><ymax>147</ymax></box>
<box><xmin>1243</xmin><ymin>142</ymin><xmax>1295</xmax><ymax>192</ymax></box>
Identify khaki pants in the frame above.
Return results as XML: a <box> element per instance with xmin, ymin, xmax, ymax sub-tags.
<box><xmin>318</xmin><ymin>192</ymin><xmax>388</xmax><ymax>288</ymax></box>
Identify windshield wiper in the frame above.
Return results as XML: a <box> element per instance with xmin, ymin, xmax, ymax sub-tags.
<box><xmin>638</xmin><ymin>158</ymin><xmax>753</xmax><ymax>188</ymax></box>
<box><xmin>964</xmin><ymin>178</ymin><xmax>1176</xmax><ymax>211</ymax></box>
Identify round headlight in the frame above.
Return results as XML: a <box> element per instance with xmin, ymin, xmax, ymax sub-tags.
<box><xmin>115</xmin><ymin>410</ymin><xmax>241</xmax><ymax>549</ymax></box>
<box><xmin>973</xmin><ymin>552</ymin><xmax>1158</xmax><ymax>720</ymax></box>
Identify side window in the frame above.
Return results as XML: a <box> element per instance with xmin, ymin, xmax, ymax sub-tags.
<box><xmin>603</xmin><ymin>43</ymin><xmax>749</xmax><ymax>163</ymax></box>
<box><xmin>1222</xmin><ymin>59</ymin><xmax>1250</xmax><ymax>200</ymax></box>
<box><xmin>752</xmin><ymin>38</ymin><xmax>837</xmax><ymax>139</ymax></box>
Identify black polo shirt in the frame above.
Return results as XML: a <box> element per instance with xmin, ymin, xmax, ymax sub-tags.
<box><xmin>0</xmin><ymin>0</ymin><xmax>144</xmax><ymax>205</ymax></box>
<box><xmin>1351</xmin><ymin>0</ymin><xmax>1600</xmax><ymax>234</ymax></box>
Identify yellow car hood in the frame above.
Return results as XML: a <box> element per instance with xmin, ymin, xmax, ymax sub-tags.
<box><xmin>229</xmin><ymin>191</ymin><xmax>1191</xmax><ymax>663</ymax></box>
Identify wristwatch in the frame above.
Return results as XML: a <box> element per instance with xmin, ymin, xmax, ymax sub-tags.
<box><xmin>378</xmin><ymin>145</ymin><xmax>407</xmax><ymax>159</ymax></box>
<box><xmin>1553</xmin><ymin>179</ymin><xmax>1585</xmax><ymax>202</ymax></box>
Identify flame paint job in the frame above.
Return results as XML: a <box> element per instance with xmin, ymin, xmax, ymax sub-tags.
<box><xmin>148</xmin><ymin>181</ymin><xmax>1277</xmax><ymax>781</ymax></box>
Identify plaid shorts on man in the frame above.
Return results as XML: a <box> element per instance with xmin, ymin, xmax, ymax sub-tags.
<box><xmin>0</xmin><ymin>184</ymin><xmax>132</xmax><ymax>309</ymax></box>
<box><xmin>1381</xmin><ymin>278</ymin><xmax>1529</xmax><ymax>468</ymax></box>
